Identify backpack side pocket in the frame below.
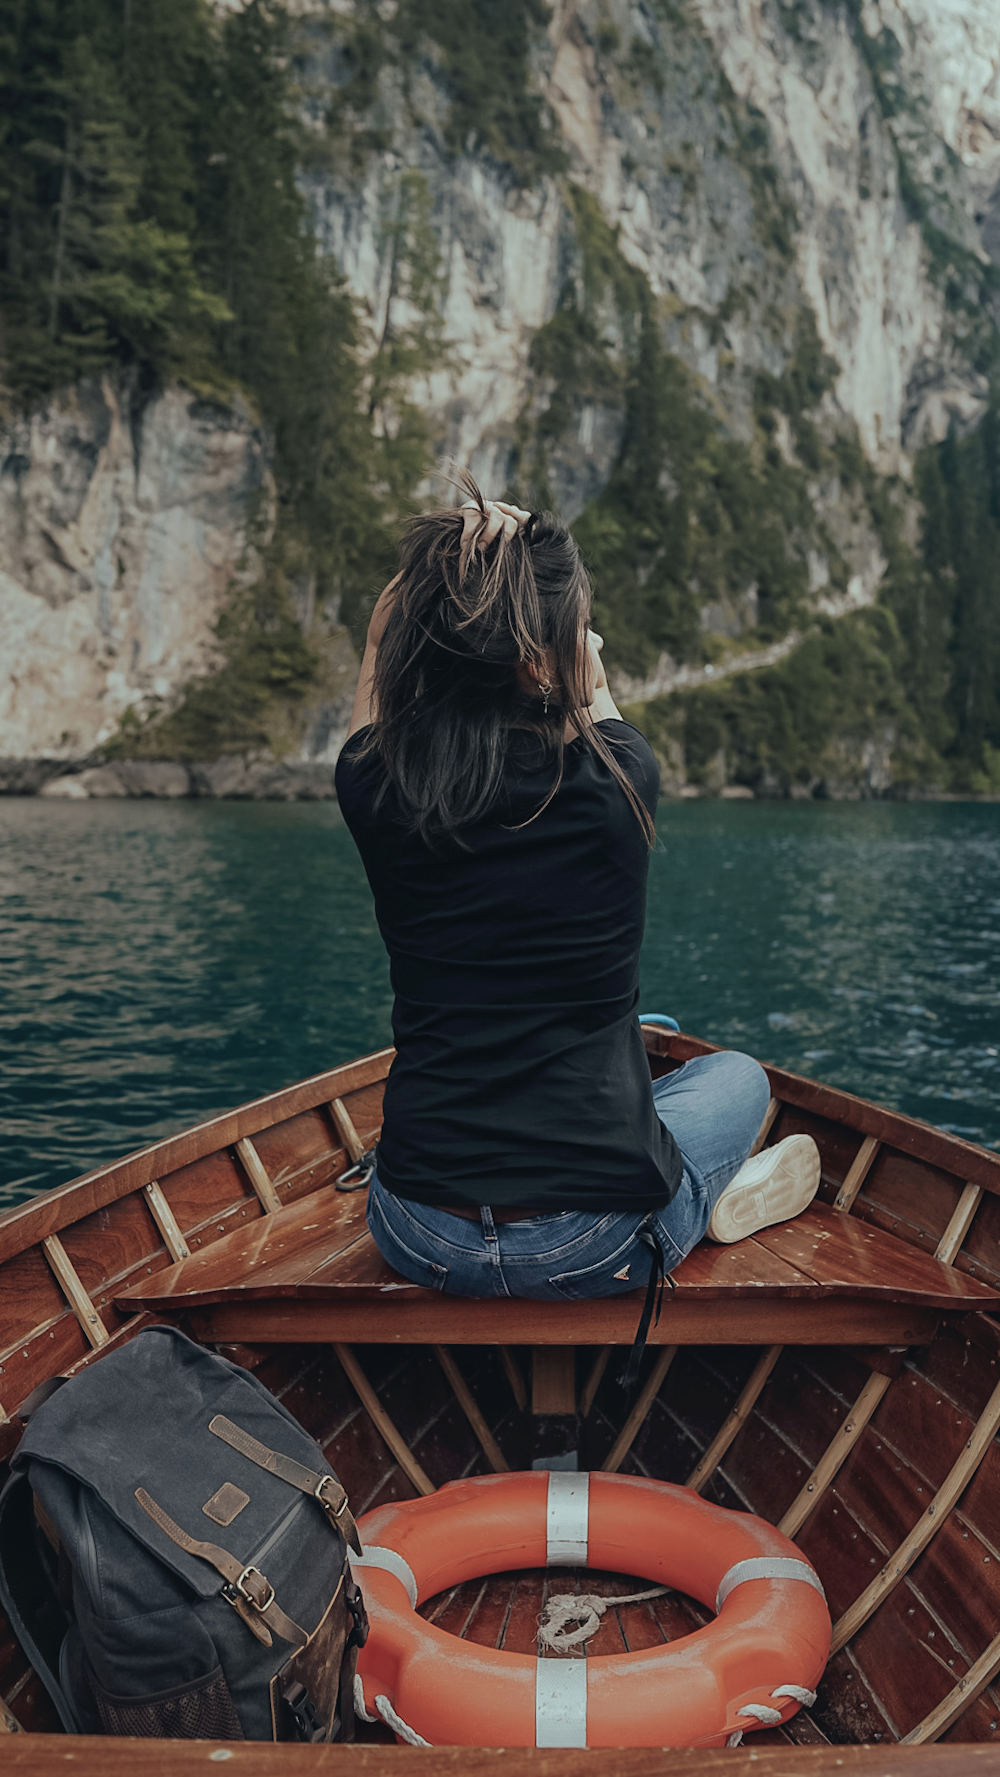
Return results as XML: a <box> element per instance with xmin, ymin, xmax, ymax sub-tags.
<box><xmin>90</xmin><ymin>1665</ymin><xmax>244</xmax><ymax>1739</ymax></box>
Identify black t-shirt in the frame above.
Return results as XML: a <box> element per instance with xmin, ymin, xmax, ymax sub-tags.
<box><xmin>334</xmin><ymin>720</ymin><xmax>682</xmax><ymax>1213</ymax></box>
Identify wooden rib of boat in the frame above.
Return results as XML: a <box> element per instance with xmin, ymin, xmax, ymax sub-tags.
<box><xmin>4</xmin><ymin>1025</ymin><xmax>1000</xmax><ymax>1773</ymax></box>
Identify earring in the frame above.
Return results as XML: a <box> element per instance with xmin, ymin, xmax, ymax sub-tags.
<box><xmin>541</xmin><ymin>682</ymin><xmax>552</xmax><ymax>715</ymax></box>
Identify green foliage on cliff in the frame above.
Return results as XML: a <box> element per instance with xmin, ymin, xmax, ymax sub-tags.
<box><xmin>106</xmin><ymin>555</ymin><xmax>323</xmax><ymax>763</ymax></box>
<box><xmin>4</xmin><ymin>0</ymin><xmax>1000</xmax><ymax>791</ymax></box>
<box><xmin>0</xmin><ymin>0</ymin><xmax>226</xmax><ymax>398</ymax></box>
<box><xmin>319</xmin><ymin>0</ymin><xmax>565</xmax><ymax>183</ymax></box>
<box><xmin>633</xmin><ymin>403</ymin><xmax>1000</xmax><ymax>796</ymax></box>
<box><xmin>517</xmin><ymin>184</ymin><xmax>836</xmax><ymax>677</ymax></box>
<box><xmin>634</xmin><ymin>606</ymin><xmax>923</xmax><ymax>794</ymax></box>
<box><xmin>915</xmin><ymin>404</ymin><xmax>1000</xmax><ymax>786</ymax></box>
<box><xmin>0</xmin><ymin>0</ymin><xmax>433</xmax><ymax>755</ymax></box>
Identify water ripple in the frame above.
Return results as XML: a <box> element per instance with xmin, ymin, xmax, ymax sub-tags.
<box><xmin>1</xmin><ymin>797</ymin><xmax>998</xmax><ymax>1208</ymax></box>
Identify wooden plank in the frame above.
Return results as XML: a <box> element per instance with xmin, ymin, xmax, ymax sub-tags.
<box><xmin>778</xmin><ymin>1370</ymin><xmax>892</xmax><ymax>1538</ymax></box>
<box><xmin>531</xmin><ymin>1348</ymin><xmax>576</xmax><ymax>1415</ymax></box>
<box><xmin>580</xmin><ymin>1347</ymin><xmax>612</xmax><ymax>1418</ymax></box>
<box><xmin>753</xmin><ymin>1204</ymin><xmax>999</xmax><ymax>1309</ymax></box>
<box><xmin>9</xmin><ymin>1733</ymin><xmax>1000</xmax><ymax>1772</ymax></box>
<box><xmin>498</xmin><ymin>1346</ymin><xmax>527</xmax><ymax>1412</ymax></box>
<box><xmin>142</xmin><ymin>1180</ymin><xmax>190</xmax><ymax>1262</ymax></box>
<box><xmin>41</xmin><ymin>1235</ymin><xmax>109</xmax><ymax>1350</ymax></box>
<box><xmin>0</xmin><ymin>1047</ymin><xmax>394</xmax><ymax>1266</ymax></box>
<box><xmin>670</xmin><ymin>1234</ymin><xmax>821</xmax><ymax>1296</ymax></box>
<box><xmin>860</xmin><ymin>1149</ymin><xmax>972</xmax><ymax>1255</ymax></box>
<box><xmin>251</xmin><ymin>1107</ymin><xmax>349</xmax><ymax>1207</ymax></box>
<box><xmin>333</xmin><ymin>1343</ymin><xmax>434</xmax><ymax>1497</ymax></box>
<box><xmin>830</xmin><ymin>1374</ymin><xmax>1000</xmax><ymax>1654</ymax></box>
<box><xmin>750</xmin><ymin>1096</ymin><xmax>781</xmax><ymax>1156</ymax></box>
<box><xmin>0</xmin><ymin>1698</ymin><xmax>21</xmax><ymax>1733</ymax></box>
<box><xmin>189</xmin><ymin>1295</ymin><xmax>944</xmax><ymax>1348</ymax></box>
<box><xmin>834</xmin><ymin>1135</ymin><xmax>881</xmax><ymax>1212</ymax></box>
<box><xmin>900</xmin><ymin>1626</ymin><xmax>1000</xmax><ymax>1744</ymax></box>
<box><xmin>686</xmin><ymin>1345</ymin><xmax>782</xmax><ymax>1493</ymax></box>
<box><xmin>601</xmin><ymin>1346</ymin><xmax>677</xmax><ymax>1474</ymax></box>
<box><xmin>434</xmin><ymin>1347</ymin><xmax>509</xmax><ymax>1474</ymax></box>
<box><xmin>114</xmin><ymin>1190</ymin><xmax>371</xmax><ymax>1308</ymax></box>
<box><xmin>934</xmin><ymin>1182</ymin><xmax>983</xmax><ymax>1264</ymax></box>
<box><xmin>329</xmin><ymin>1098</ymin><xmax>365</xmax><ymax>1165</ymax></box>
<box><xmin>125</xmin><ymin>1198</ymin><xmax>998</xmax><ymax>1315</ymax></box>
<box><xmin>234</xmin><ymin>1138</ymin><xmax>282</xmax><ymax>1215</ymax></box>
<box><xmin>779</xmin><ymin>1175</ymin><xmax>988</xmax><ymax>1540</ymax></box>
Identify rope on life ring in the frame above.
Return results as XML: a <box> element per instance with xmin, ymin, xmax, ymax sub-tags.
<box><xmin>352</xmin><ymin>1470</ymin><xmax>831</xmax><ymax>1748</ymax></box>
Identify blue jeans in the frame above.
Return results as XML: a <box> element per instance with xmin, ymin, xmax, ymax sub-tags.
<box><xmin>366</xmin><ymin>1050</ymin><xmax>770</xmax><ymax>1300</ymax></box>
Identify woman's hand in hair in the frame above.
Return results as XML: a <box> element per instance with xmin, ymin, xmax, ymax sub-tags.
<box><xmin>461</xmin><ymin>498</ymin><xmax>530</xmax><ymax>549</ymax></box>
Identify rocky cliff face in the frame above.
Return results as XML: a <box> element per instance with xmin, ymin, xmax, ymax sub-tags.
<box><xmin>2</xmin><ymin>0</ymin><xmax>997</xmax><ymax>786</ymax></box>
<box><xmin>300</xmin><ymin>0</ymin><xmax>997</xmax><ymax>717</ymax></box>
<box><xmin>0</xmin><ymin>378</ymin><xmax>268</xmax><ymax>760</ymax></box>
<box><xmin>307</xmin><ymin>0</ymin><xmax>991</xmax><ymax>485</ymax></box>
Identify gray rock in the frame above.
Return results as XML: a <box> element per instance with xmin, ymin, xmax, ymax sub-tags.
<box><xmin>76</xmin><ymin>765</ymin><xmax>128</xmax><ymax>798</ymax></box>
<box><xmin>188</xmin><ymin>757</ymin><xmax>338</xmax><ymax>800</ymax></box>
<box><xmin>0</xmin><ymin>757</ymin><xmax>70</xmax><ymax>795</ymax></box>
<box><xmin>39</xmin><ymin>774</ymin><xmax>89</xmax><ymax>799</ymax></box>
<box><xmin>112</xmin><ymin>760</ymin><xmax>191</xmax><ymax>798</ymax></box>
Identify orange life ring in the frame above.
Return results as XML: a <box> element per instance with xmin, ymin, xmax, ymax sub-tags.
<box><xmin>353</xmin><ymin>1470</ymin><xmax>831</xmax><ymax>1748</ymax></box>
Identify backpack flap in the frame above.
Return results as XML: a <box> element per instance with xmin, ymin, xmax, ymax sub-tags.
<box><xmin>14</xmin><ymin>1326</ymin><xmax>352</xmax><ymax>1606</ymax></box>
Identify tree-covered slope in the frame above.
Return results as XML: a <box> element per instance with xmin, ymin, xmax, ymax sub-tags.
<box><xmin>1</xmin><ymin>0</ymin><xmax>999</xmax><ymax>793</ymax></box>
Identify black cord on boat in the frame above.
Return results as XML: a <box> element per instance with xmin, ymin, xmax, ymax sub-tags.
<box><xmin>620</xmin><ymin>1226</ymin><xmax>667</xmax><ymax>1393</ymax></box>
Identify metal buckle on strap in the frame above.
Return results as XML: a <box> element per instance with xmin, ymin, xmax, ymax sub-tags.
<box><xmin>336</xmin><ymin>1150</ymin><xmax>375</xmax><ymax>1192</ymax></box>
<box><xmin>315</xmin><ymin>1474</ymin><xmax>348</xmax><ymax>1517</ymax></box>
<box><xmin>235</xmin><ymin>1564</ymin><xmax>276</xmax><ymax>1613</ymax></box>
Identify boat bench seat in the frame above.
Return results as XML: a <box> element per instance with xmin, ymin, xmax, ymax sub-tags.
<box><xmin>115</xmin><ymin>1182</ymin><xmax>1000</xmax><ymax>1348</ymax></box>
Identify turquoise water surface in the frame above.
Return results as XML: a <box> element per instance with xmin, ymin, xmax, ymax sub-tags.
<box><xmin>1</xmin><ymin>798</ymin><xmax>998</xmax><ymax>1208</ymax></box>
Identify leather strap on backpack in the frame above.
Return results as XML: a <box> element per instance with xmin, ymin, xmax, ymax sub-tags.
<box><xmin>135</xmin><ymin>1488</ymin><xmax>308</xmax><ymax>1650</ymax></box>
<box><xmin>208</xmin><ymin>1415</ymin><xmax>362</xmax><ymax>1555</ymax></box>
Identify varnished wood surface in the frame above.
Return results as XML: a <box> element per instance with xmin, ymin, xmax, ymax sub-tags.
<box><xmin>9</xmin><ymin>1737</ymin><xmax>1000</xmax><ymax>1772</ymax></box>
<box><xmin>185</xmin><ymin>1295</ymin><xmax>944</xmax><ymax>1347</ymax></box>
<box><xmin>0</xmin><ymin>1049</ymin><xmax>394</xmax><ymax>1266</ymax></box>
<box><xmin>114</xmin><ymin>1192</ymin><xmax>998</xmax><ymax>1324</ymax></box>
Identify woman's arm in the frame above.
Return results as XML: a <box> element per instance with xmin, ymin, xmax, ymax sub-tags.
<box><xmin>583</xmin><ymin>629</ymin><xmax>623</xmax><ymax>726</ymax></box>
<box><xmin>346</xmin><ymin>576</ymin><xmax>400</xmax><ymax>741</ymax></box>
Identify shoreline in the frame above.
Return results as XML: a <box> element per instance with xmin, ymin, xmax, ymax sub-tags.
<box><xmin>2</xmin><ymin>757</ymin><xmax>999</xmax><ymax>804</ymax></box>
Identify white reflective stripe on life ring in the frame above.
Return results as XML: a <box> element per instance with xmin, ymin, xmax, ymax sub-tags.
<box><xmin>715</xmin><ymin>1556</ymin><xmax>827</xmax><ymax>1614</ymax></box>
<box><xmin>535</xmin><ymin>1656</ymin><xmax>588</xmax><ymax>1747</ymax></box>
<box><xmin>352</xmin><ymin>1544</ymin><xmax>418</xmax><ymax>1609</ymax></box>
<box><xmin>545</xmin><ymin>1471</ymin><xmax>589</xmax><ymax>1565</ymax></box>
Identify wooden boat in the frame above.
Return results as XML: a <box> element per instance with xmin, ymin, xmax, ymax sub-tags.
<box><xmin>5</xmin><ymin>1025</ymin><xmax>1000</xmax><ymax>1776</ymax></box>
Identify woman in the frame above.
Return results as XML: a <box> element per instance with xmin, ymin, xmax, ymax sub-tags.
<box><xmin>335</xmin><ymin>481</ymin><xmax>819</xmax><ymax>1372</ymax></box>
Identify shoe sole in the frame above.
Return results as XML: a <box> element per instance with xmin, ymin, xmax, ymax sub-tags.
<box><xmin>707</xmin><ymin>1134</ymin><xmax>821</xmax><ymax>1244</ymax></box>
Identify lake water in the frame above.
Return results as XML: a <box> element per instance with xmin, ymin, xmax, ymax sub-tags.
<box><xmin>1</xmin><ymin>798</ymin><xmax>998</xmax><ymax>1208</ymax></box>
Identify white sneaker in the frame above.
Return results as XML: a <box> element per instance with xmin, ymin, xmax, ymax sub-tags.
<box><xmin>706</xmin><ymin>1134</ymin><xmax>821</xmax><ymax>1244</ymax></box>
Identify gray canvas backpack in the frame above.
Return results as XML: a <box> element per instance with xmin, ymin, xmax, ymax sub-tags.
<box><xmin>0</xmin><ymin>1325</ymin><xmax>367</xmax><ymax>1741</ymax></box>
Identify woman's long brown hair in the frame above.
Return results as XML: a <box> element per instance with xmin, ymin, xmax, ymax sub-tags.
<box><xmin>363</xmin><ymin>473</ymin><xmax>655</xmax><ymax>849</ymax></box>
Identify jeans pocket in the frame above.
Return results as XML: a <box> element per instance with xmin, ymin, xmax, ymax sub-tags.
<box><xmin>548</xmin><ymin>1232</ymin><xmax>644</xmax><ymax>1302</ymax></box>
